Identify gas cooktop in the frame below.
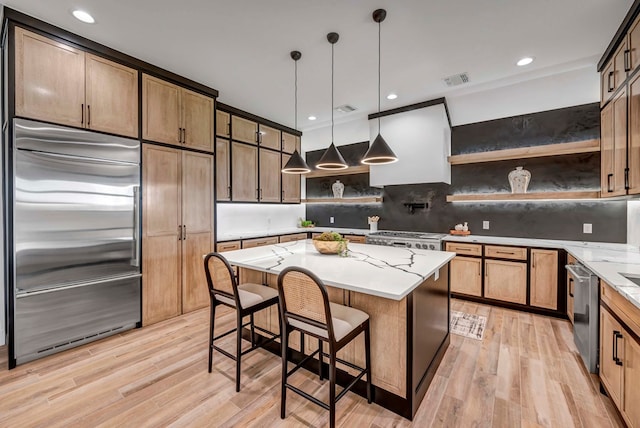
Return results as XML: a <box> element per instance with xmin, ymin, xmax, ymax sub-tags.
<box><xmin>366</xmin><ymin>230</ymin><xmax>445</xmax><ymax>250</ymax></box>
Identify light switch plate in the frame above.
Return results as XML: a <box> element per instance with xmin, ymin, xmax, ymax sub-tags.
<box><xmin>483</xmin><ymin>221</ymin><xmax>490</xmax><ymax>230</ymax></box>
<box><xmin>583</xmin><ymin>223</ymin><xmax>592</xmax><ymax>234</ymax></box>
<box><xmin>330</xmin><ymin>217</ymin><xmax>334</xmax><ymax>224</ymax></box>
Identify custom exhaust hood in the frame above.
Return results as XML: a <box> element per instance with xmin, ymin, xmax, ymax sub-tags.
<box><xmin>367</xmin><ymin>98</ymin><xmax>451</xmax><ymax>187</ymax></box>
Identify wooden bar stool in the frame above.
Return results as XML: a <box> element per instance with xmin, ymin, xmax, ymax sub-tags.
<box><xmin>203</xmin><ymin>252</ymin><xmax>280</xmax><ymax>392</ymax></box>
<box><xmin>277</xmin><ymin>266</ymin><xmax>372</xmax><ymax>428</ymax></box>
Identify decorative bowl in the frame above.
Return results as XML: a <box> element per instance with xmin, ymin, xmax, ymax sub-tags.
<box><xmin>312</xmin><ymin>239</ymin><xmax>348</xmax><ymax>255</ymax></box>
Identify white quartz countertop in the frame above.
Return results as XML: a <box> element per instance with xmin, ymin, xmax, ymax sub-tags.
<box><xmin>217</xmin><ymin>227</ymin><xmax>370</xmax><ymax>242</ymax></box>
<box><xmin>221</xmin><ymin>240</ymin><xmax>455</xmax><ymax>301</ymax></box>
<box><xmin>444</xmin><ymin>234</ymin><xmax>640</xmax><ymax>310</ymax></box>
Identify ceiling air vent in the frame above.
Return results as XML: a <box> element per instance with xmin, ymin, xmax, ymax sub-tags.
<box><xmin>443</xmin><ymin>72</ymin><xmax>470</xmax><ymax>87</ymax></box>
<box><xmin>335</xmin><ymin>104</ymin><xmax>357</xmax><ymax>113</ymax></box>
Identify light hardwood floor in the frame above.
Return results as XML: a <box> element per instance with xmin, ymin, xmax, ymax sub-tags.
<box><xmin>0</xmin><ymin>300</ymin><xmax>624</xmax><ymax>427</ymax></box>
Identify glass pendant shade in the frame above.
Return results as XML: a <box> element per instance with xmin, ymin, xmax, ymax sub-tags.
<box><xmin>316</xmin><ymin>143</ymin><xmax>348</xmax><ymax>170</ymax></box>
<box><xmin>362</xmin><ymin>133</ymin><xmax>398</xmax><ymax>165</ymax></box>
<box><xmin>282</xmin><ymin>149</ymin><xmax>311</xmax><ymax>174</ymax></box>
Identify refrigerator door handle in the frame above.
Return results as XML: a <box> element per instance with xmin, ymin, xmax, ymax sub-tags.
<box><xmin>132</xmin><ymin>186</ymin><xmax>140</xmax><ymax>267</ymax></box>
<box><xmin>16</xmin><ymin>274</ymin><xmax>143</xmax><ymax>298</ymax></box>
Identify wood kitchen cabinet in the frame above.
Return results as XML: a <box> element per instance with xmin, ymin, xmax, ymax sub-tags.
<box><xmin>279</xmin><ymin>233</ymin><xmax>307</xmax><ymax>243</ymax></box>
<box><xmin>15</xmin><ymin>27</ymin><xmax>138</xmax><ymax>137</ymax></box>
<box><xmin>530</xmin><ymin>249</ymin><xmax>558</xmax><ymax>310</ymax></box>
<box><xmin>282</xmin><ymin>132</ymin><xmax>301</xmax><ymax>154</ymax></box>
<box><xmin>601</xmin><ymin>88</ymin><xmax>627</xmax><ymax>197</ymax></box>
<box><xmin>484</xmin><ymin>259</ymin><xmax>527</xmax><ymax>305</ymax></box>
<box><xmin>600</xmin><ymin>280</ymin><xmax>640</xmax><ymax>428</ymax></box>
<box><xmin>142</xmin><ymin>74</ymin><xmax>214</xmax><ymax>152</ymax></box>
<box><xmin>450</xmin><ymin>257</ymin><xmax>482</xmax><ymax>297</ymax></box>
<box><xmin>231</xmin><ymin>142</ymin><xmax>258</xmax><ymax>202</ymax></box>
<box><xmin>629</xmin><ymin>72</ymin><xmax>640</xmax><ymax>194</ymax></box>
<box><xmin>142</xmin><ymin>144</ymin><xmax>214</xmax><ymax>325</ymax></box>
<box><xmin>344</xmin><ymin>234</ymin><xmax>367</xmax><ymax>244</ymax></box>
<box><xmin>231</xmin><ymin>115</ymin><xmax>258</xmax><ymax>144</ymax></box>
<box><xmin>216</xmin><ymin>110</ymin><xmax>230</xmax><ymax>138</ymax></box>
<box><xmin>216</xmin><ymin>139</ymin><xmax>231</xmax><ymax>201</ymax></box>
<box><xmin>259</xmin><ymin>149</ymin><xmax>281</xmax><ymax>202</ymax></box>
<box><xmin>281</xmin><ymin>154</ymin><xmax>301</xmax><ymax>203</ymax></box>
<box><xmin>259</xmin><ymin>125</ymin><xmax>281</xmax><ymax>150</ymax></box>
<box><xmin>241</xmin><ymin>236</ymin><xmax>278</xmax><ymax>249</ymax></box>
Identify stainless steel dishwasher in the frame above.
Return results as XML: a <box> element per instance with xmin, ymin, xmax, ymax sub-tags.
<box><xmin>566</xmin><ymin>262</ymin><xmax>599</xmax><ymax>373</ymax></box>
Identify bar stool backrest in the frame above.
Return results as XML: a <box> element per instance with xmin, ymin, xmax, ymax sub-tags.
<box><xmin>204</xmin><ymin>253</ymin><xmax>240</xmax><ymax>306</ymax></box>
<box><xmin>277</xmin><ymin>267</ymin><xmax>335</xmax><ymax>342</ymax></box>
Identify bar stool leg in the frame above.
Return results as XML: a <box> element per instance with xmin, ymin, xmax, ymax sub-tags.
<box><xmin>280</xmin><ymin>327</ymin><xmax>289</xmax><ymax>419</ymax></box>
<box><xmin>208</xmin><ymin>302</ymin><xmax>216</xmax><ymax>373</ymax></box>
<box><xmin>250</xmin><ymin>313</ymin><xmax>255</xmax><ymax>347</ymax></box>
<box><xmin>235</xmin><ymin>311</ymin><xmax>243</xmax><ymax>392</ymax></box>
<box><xmin>318</xmin><ymin>338</ymin><xmax>323</xmax><ymax>380</ymax></box>
<box><xmin>364</xmin><ymin>322</ymin><xmax>372</xmax><ymax>404</ymax></box>
<box><xmin>329</xmin><ymin>351</ymin><xmax>337</xmax><ymax>428</ymax></box>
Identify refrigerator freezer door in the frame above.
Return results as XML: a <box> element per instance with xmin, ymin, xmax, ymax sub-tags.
<box><xmin>14</xmin><ymin>275</ymin><xmax>141</xmax><ymax>364</ymax></box>
<box><xmin>14</xmin><ymin>146</ymin><xmax>140</xmax><ymax>294</ymax></box>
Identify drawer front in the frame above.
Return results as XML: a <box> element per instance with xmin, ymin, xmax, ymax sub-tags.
<box><xmin>242</xmin><ymin>236</ymin><xmax>279</xmax><ymax>249</ymax></box>
<box><xmin>485</xmin><ymin>245</ymin><xmax>527</xmax><ymax>261</ymax></box>
<box><xmin>445</xmin><ymin>242</ymin><xmax>482</xmax><ymax>257</ymax></box>
<box><xmin>216</xmin><ymin>241</ymin><xmax>241</xmax><ymax>252</ymax></box>
<box><xmin>279</xmin><ymin>233</ymin><xmax>307</xmax><ymax>243</ymax></box>
<box><xmin>344</xmin><ymin>234</ymin><xmax>366</xmax><ymax>244</ymax></box>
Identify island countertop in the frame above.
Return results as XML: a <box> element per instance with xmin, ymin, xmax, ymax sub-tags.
<box><xmin>220</xmin><ymin>240</ymin><xmax>455</xmax><ymax>301</ymax></box>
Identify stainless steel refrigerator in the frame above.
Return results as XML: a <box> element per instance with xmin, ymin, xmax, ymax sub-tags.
<box><xmin>11</xmin><ymin>118</ymin><xmax>141</xmax><ymax>365</ymax></box>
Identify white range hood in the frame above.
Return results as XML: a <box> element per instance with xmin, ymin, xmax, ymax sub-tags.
<box><xmin>368</xmin><ymin>100</ymin><xmax>451</xmax><ymax>187</ymax></box>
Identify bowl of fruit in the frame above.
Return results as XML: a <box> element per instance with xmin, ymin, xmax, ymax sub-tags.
<box><xmin>312</xmin><ymin>232</ymin><xmax>348</xmax><ymax>255</ymax></box>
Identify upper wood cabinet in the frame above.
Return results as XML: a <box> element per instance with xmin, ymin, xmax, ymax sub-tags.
<box><xmin>142</xmin><ymin>74</ymin><xmax>213</xmax><ymax>152</ymax></box>
<box><xmin>231</xmin><ymin>142</ymin><xmax>258</xmax><ymax>202</ymax></box>
<box><xmin>282</xmin><ymin>132</ymin><xmax>301</xmax><ymax>154</ymax></box>
<box><xmin>216</xmin><ymin>138</ymin><xmax>231</xmax><ymax>201</ymax></box>
<box><xmin>259</xmin><ymin>149</ymin><xmax>281</xmax><ymax>202</ymax></box>
<box><xmin>484</xmin><ymin>259</ymin><xmax>527</xmax><ymax>305</ymax></box>
<box><xmin>529</xmin><ymin>249</ymin><xmax>558</xmax><ymax>310</ymax></box>
<box><xmin>231</xmin><ymin>115</ymin><xmax>258</xmax><ymax>144</ymax></box>
<box><xmin>216</xmin><ymin>110</ymin><xmax>230</xmax><ymax>138</ymax></box>
<box><xmin>259</xmin><ymin>125</ymin><xmax>281</xmax><ymax>150</ymax></box>
<box><xmin>450</xmin><ymin>256</ymin><xmax>482</xmax><ymax>297</ymax></box>
<box><xmin>629</xmin><ymin>73</ymin><xmax>640</xmax><ymax>194</ymax></box>
<box><xmin>15</xmin><ymin>27</ymin><xmax>138</xmax><ymax>137</ymax></box>
<box><xmin>601</xmin><ymin>88</ymin><xmax>627</xmax><ymax>197</ymax></box>
<box><xmin>282</xmin><ymin>154</ymin><xmax>301</xmax><ymax>203</ymax></box>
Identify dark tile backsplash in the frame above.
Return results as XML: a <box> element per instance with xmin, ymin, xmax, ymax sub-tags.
<box><xmin>305</xmin><ymin>103</ymin><xmax>627</xmax><ymax>243</ymax></box>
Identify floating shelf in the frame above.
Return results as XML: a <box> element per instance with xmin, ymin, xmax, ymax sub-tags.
<box><xmin>302</xmin><ymin>196</ymin><xmax>382</xmax><ymax>204</ymax></box>
<box><xmin>447</xmin><ymin>139</ymin><xmax>600</xmax><ymax>165</ymax></box>
<box><xmin>446</xmin><ymin>191</ymin><xmax>600</xmax><ymax>202</ymax></box>
<box><xmin>305</xmin><ymin>164</ymin><xmax>369</xmax><ymax>178</ymax></box>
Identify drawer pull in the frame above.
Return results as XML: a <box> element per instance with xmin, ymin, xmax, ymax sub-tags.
<box><xmin>496</xmin><ymin>251</ymin><xmax>514</xmax><ymax>255</ymax></box>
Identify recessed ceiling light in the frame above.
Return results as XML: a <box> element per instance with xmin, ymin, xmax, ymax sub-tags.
<box><xmin>72</xmin><ymin>10</ymin><xmax>95</xmax><ymax>23</ymax></box>
<box><xmin>308</xmin><ymin>116</ymin><xmax>317</xmax><ymax>120</ymax></box>
<box><xmin>517</xmin><ymin>57</ymin><xmax>534</xmax><ymax>66</ymax></box>
<box><xmin>386</xmin><ymin>93</ymin><xmax>398</xmax><ymax>100</ymax></box>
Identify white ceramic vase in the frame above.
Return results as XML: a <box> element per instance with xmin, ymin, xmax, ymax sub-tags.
<box><xmin>508</xmin><ymin>166</ymin><xmax>531</xmax><ymax>194</ymax></box>
<box><xmin>332</xmin><ymin>180</ymin><xmax>344</xmax><ymax>198</ymax></box>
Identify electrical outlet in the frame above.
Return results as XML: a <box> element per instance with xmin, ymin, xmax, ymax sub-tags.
<box><xmin>583</xmin><ymin>223</ymin><xmax>592</xmax><ymax>234</ymax></box>
<box><xmin>483</xmin><ymin>221</ymin><xmax>490</xmax><ymax>230</ymax></box>
<box><xmin>330</xmin><ymin>217</ymin><xmax>334</xmax><ymax>224</ymax></box>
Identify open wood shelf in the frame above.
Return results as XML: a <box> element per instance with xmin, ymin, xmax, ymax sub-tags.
<box><xmin>447</xmin><ymin>139</ymin><xmax>600</xmax><ymax>165</ymax></box>
<box><xmin>446</xmin><ymin>191</ymin><xmax>600</xmax><ymax>202</ymax></box>
<box><xmin>302</xmin><ymin>196</ymin><xmax>382</xmax><ymax>204</ymax></box>
<box><xmin>305</xmin><ymin>164</ymin><xmax>369</xmax><ymax>178</ymax></box>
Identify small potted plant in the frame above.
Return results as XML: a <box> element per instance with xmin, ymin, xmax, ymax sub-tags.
<box><xmin>312</xmin><ymin>232</ymin><xmax>348</xmax><ymax>255</ymax></box>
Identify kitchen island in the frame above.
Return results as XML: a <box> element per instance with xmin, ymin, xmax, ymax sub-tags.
<box><xmin>221</xmin><ymin>239</ymin><xmax>455</xmax><ymax>419</ymax></box>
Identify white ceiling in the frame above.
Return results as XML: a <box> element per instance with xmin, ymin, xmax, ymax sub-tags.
<box><xmin>3</xmin><ymin>0</ymin><xmax>634</xmax><ymax>130</ymax></box>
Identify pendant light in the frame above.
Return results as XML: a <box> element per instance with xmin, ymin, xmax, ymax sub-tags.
<box><xmin>316</xmin><ymin>32</ymin><xmax>348</xmax><ymax>170</ymax></box>
<box><xmin>282</xmin><ymin>50</ymin><xmax>311</xmax><ymax>174</ymax></box>
<box><xmin>362</xmin><ymin>9</ymin><xmax>398</xmax><ymax>165</ymax></box>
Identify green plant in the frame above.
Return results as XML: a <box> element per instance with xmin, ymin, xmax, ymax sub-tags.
<box><xmin>301</xmin><ymin>220</ymin><xmax>314</xmax><ymax>227</ymax></box>
<box><xmin>314</xmin><ymin>231</ymin><xmax>345</xmax><ymax>242</ymax></box>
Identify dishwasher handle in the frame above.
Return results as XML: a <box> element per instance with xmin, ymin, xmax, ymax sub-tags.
<box><xmin>565</xmin><ymin>264</ymin><xmax>593</xmax><ymax>283</ymax></box>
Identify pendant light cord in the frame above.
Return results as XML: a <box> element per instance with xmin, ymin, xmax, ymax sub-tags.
<box><xmin>378</xmin><ymin>19</ymin><xmax>381</xmax><ymax>133</ymax></box>
<box><xmin>331</xmin><ymin>41</ymin><xmax>335</xmax><ymax>144</ymax></box>
<box><xmin>294</xmin><ymin>58</ymin><xmax>298</xmax><ymax>131</ymax></box>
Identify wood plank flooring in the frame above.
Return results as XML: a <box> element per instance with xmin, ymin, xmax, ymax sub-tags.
<box><xmin>0</xmin><ymin>299</ymin><xmax>624</xmax><ymax>427</ymax></box>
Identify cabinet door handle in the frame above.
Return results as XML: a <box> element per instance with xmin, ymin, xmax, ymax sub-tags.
<box><xmin>226</xmin><ymin>122</ymin><xmax>230</xmax><ymax>136</ymax></box>
<box><xmin>625</xmin><ymin>168</ymin><xmax>630</xmax><ymax>190</ymax></box>
<box><xmin>81</xmin><ymin>104</ymin><xmax>84</xmax><ymax>125</ymax></box>
<box><xmin>256</xmin><ymin>188</ymin><xmax>260</xmax><ymax>200</ymax></box>
<box><xmin>182</xmin><ymin>128</ymin><xmax>186</xmax><ymax>143</ymax></box>
<box><xmin>607</xmin><ymin>173</ymin><xmax>614</xmax><ymax>193</ymax></box>
<box><xmin>485</xmin><ymin>264</ymin><xmax>489</xmax><ymax>277</ymax></box>
<box><xmin>178</xmin><ymin>128</ymin><xmax>182</xmax><ymax>143</ymax></box>
<box><xmin>569</xmin><ymin>278</ymin><xmax>574</xmax><ymax>297</ymax></box>
<box><xmin>227</xmin><ymin>186</ymin><xmax>231</xmax><ymax>199</ymax></box>
<box><xmin>256</xmin><ymin>131</ymin><xmax>260</xmax><ymax>143</ymax></box>
<box><xmin>183</xmin><ymin>225</ymin><xmax>186</xmax><ymax>240</ymax></box>
<box><xmin>532</xmin><ymin>254</ymin><xmax>535</xmax><ymax>269</ymax></box>
<box><xmin>87</xmin><ymin>105</ymin><xmax>91</xmax><ymax>126</ymax></box>
<box><xmin>625</xmin><ymin>49</ymin><xmax>631</xmax><ymax>72</ymax></box>
<box><xmin>608</xmin><ymin>71</ymin><xmax>615</xmax><ymax>92</ymax></box>
<box><xmin>178</xmin><ymin>225</ymin><xmax>183</xmax><ymax>241</ymax></box>
<box><xmin>614</xmin><ymin>331</ymin><xmax>623</xmax><ymax>366</ymax></box>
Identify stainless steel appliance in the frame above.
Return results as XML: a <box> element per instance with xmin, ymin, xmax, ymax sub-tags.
<box><xmin>11</xmin><ymin>118</ymin><xmax>141</xmax><ymax>365</ymax></box>
<box><xmin>366</xmin><ymin>231</ymin><xmax>445</xmax><ymax>250</ymax></box>
<box><xmin>566</xmin><ymin>262</ymin><xmax>599</xmax><ymax>373</ymax></box>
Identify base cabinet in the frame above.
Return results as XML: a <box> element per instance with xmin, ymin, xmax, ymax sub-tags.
<box><xmin>484</xmin><ymin>259</ymin><xmax>527</xmax><ymax>305</ymax></box>
<box><xmin>450</xmin><ymin>256</ymin><xmax>482</xmax><ymax>297</ymax></box>
<box><xmin>530</xmin><ymin>249</ymin><xmax>558</xmax><ymax>310</ymax></box>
